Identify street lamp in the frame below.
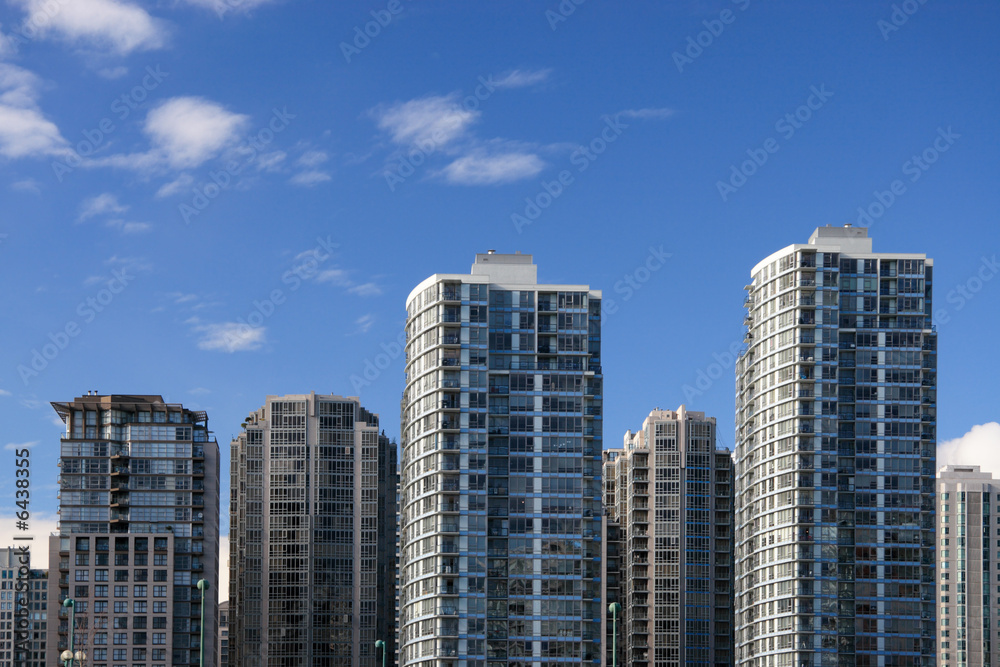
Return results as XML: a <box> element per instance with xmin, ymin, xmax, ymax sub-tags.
<box><xmin>608</xmin><ymin>602</ymin><xmax>621</xmax><ymax>667</ymax></box>
<box><xmin>62</xmin><ymin>598</ymin><xmax>76</xmax><ymax>667</ymax></box>
<box><xmin>196</xmin><ymin>580</ymin><xmax>209</xmax><ymax>667</ymax></box>
<box><xmin>374</xmin><ymin>639</ymin><xmax>386</xmax><ymax>667</ymax></box>
<box><xmin>74</xmin><ymin>649</ymin><xmax>87</xmax><ymax>667</ymax></box>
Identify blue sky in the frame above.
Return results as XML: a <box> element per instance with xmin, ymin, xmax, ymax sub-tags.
<box><xmin>1</xmin><ymin>0</ymin><xmax>998</xmax><ymax>560</ymax></box>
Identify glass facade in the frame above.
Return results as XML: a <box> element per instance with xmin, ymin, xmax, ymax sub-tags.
<box><xmin>0</xmin><ymin>549</ymin><xmax>48</xmax><ymax>667</ymax></box>
<box><xmin>734</xmin><ymin>227</ymin><xmax>936</xmax><ymax>667</ymax></box>
<box><xmin>605</xmin><ymin>408</ymin><xmax>734</xmax><ymax>667</ymax></box>
<box><xmin>399</xmin><ymin>253</ymin><xmax>604</xmax><ymax>667</ymax></box>
<box><xmin>228</xmin><ymin>393</ymin><xmax>398</xmax><ymax>667</ymax></box>
<box><xmin>48</xmin><ymin>394</ymin><xmax>220</xmax><ymax>667</ymax></box>
<box><xmin>937</xmin><ymin>466</ymin><xmax>1000</xmax><ymax>667</ymax></box>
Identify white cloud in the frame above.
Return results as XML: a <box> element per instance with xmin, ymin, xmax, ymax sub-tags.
<box><xmin>106</xmin><ymin>219</ymin><xmax>152</xmax><ymax>234</ymax></box>
<box><xmin>615</xmin><ymin>107</ymin><xmax>674</xmax><ymax>120</ymax></box>
<box><xmin>145</xmin><ymin>97</ymin><xmax>250</xmax><ymax>170</ymax></box>
<box><xmin>348</xmin><ymin>282</ymin><xmax>382</xmax><ymax>297</ymax></box>
<box><xmin>13</xmin><ymin>0</ymin><xmax>168</xmax><ymax>55</ymax></box>
<box><xmin>0</xmin><ymin>511</ymin><xmax>59</xmax><ymax>558</ymax></box>
<box><xmin>105</xmin><ymin>254</ymin><xmax>153</xmax><ymax>274</ymax></box>
<box><xmin>354</xmin><ymin>314</ymin><xmax>375</xmax><ymax>334</ymax></box>
<box><xmin>493</xmin><ymin>68</ymin><xmax>552</xmax><ymax>89</ymax></box>
<box><xmin>155</xmin><ymin>173</ymin><xmax>194</xmax><ymax>198</ymax></box>
<box><xmin>188</xmin><ymin>387</ymin><xmax>211</xmax><ymax>395</ymax></box>
<box><xmin>441</xmin><ymin>150</ymin><xmax>544</xmax><ymax>185</ymax></box>
<box><xmin>192</xmin><ymin>321</ymin><xmax>265</xmax><ymax>353</ymax></box>
<box><xmin>4</xmin><ymin>440</ymin><xmax>39</xmax><ymax>451</ymax></box>
<box><xmin>78</xmin><ymin>192</ymin><xmax>128</xmax><ymax>221</ymax></box>
<box><xmin>0</xmin><ymin>63</ymin><xmax>70</xmax><ymax>159</ymax></box>
<box><xmin>372</xmin><ymin>94</ymin><xmax>479</xmax><ymax>148</ymax></box>
<box><xmin>289</xmin><ymin>170</ymin><xmax>331</xmax><ymax>187</ymax></box>
<box><xmin>938</xmin><ymin>422</ymin><xmax>1000</xmax><ymax>476</ymax></box>
<box><xmin>94</xmin><ymin>97</ymin><xmax>250</xmax><ymax>172</ymax></box>
<box><xmin>297</xmin><ymin>150</ymin><xmax>328</xmax><ymax>167</ymax></box>
<box><xmin>97</xmin><ymin>66</ymin><xmax>129</xmax><ymax>79</ymax></box>
<box><xmin>0</xmin><ymin>389</ymin><xmax>11</xmax><ymax>396</ymax></box>
<box><xmin>256</xmin><ymin>150</ymin><xmax>286</xmax><ymax>172</ymax></box>
<box><xmin>315</xmin><ymin>268</ymin><xmax>350</xmax><ymax>286</ymax></box>
<box><xmin>11</xmin><ymin>178</ymin><xmax>40</xmax><ymax>193</ymax></box>
<box><xmin>181</xmin><ymin>0</ymin><xmax>278</xmax><ymax>15</ymax></box>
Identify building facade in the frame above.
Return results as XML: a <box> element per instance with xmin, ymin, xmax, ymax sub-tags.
<box><xmin>218</xmin><ymin>600</ymin><xmax>228</xmax><ymax>667</ymax></box>
<box><xmin>734</xmin><ymin>226</ymin><xmax>937</xmax><ymax>667</ymax></box>
<box><xmin>937</xmin><ymin>465</ymin><xmax>999</xmax><ymax>667</ymax></box>
<box><xmin>604</xmin><ymin>407</ymin><xmax>734</xmax><ymax>667</ymax></box>
<box><xmin>47</xmin><ymin>393</ymin><xmax>221</xmax><ymax>667</ymax></box>
<box><xmin>399</xmin><ymin>252</ymin><xmax>605</xmax><ymax>667</ymax></box>
<box><xmin>228</xmin><ymin>393</ymin><xmax>398</xmax><ymax>667</ymax></box>
<box><xmin>1</xmin><ymin>547</ymin><xmax>48</xmax><ymax>667</ymax></box>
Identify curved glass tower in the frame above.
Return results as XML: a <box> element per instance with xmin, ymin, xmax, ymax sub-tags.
<box><xmin>734</xmin><ymin>226</ymin><xmax>936</xmax><ymax>667</ymax></box>
<box><xmin>399</xmin><ymin>252</ymin><xmax>604</xmax><ymax>667</ymax></box>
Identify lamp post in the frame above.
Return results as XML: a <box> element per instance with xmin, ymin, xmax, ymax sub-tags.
<box><xmin>196</xmin><ymin>580</ymin><xmax>208</xmax><ymax>667</ymax></box>
<box><xmin>375</xmin><ymin>639</ymin><xmax>386</xmax><ymax>667</ymax></box>
<box><xmin>74</xmin><ymin>649</ymin><xmax>87</xmax><ymax>667</ymax></box>
<box><xmin>62</xmin><ymin>598</ymin><xmax>76</xmax><ymax>667</ymax></box>
<box><xmin>608</xmin><ymin>602</ymin><xmax>621</xmax><ymax>667</ymax></box>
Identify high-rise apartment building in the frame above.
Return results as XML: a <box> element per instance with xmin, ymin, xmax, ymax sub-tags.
<box><xmin>399</xmin><ymin>252</ymin><xmax>605</xmax><ymax>667</ymax></box>
<box><xmin>1</xmin><ymin>547</ymin><xmax>48</xmax><ymax>667</ymax></box>
<box><xmin>47</xmin><ymin>393</ymin><xmax>221</xmax><ymax>667</ymax></box>
<box><xmin>218</xmin><ymin>600</ymin><xmax>229</xmax><ymax>667</ymax></box>
<box><xmin>228</xmin><ymin>393</ymin><xmax>398</xmax><ymax>667</ymax></box>
<box><xmin>937</xmin><ymin>465</ymin><xmax>1000</xmax><ymax>667</ymax></box>
<box><xmin>604</xmin><ymin>407</ymin><xmax>734</xmax><ymax>667</ymax></box>
<box><xmin>734</xmin><ymin>226</ymin><xmax>937</xmax><ymax>667</ymax></box>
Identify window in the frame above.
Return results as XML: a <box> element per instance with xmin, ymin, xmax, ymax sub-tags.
<box><xmin>96</xmin><ymin>570</ymin><xmax>109</xmax><ymax>582</ymax></box>
<box><xmin>152</xmin><ymin>633</ymin><xmax>166</xmax><ymax>645</ymax></box>
<box><xmin>153</xmin><ymin>571</ymin><xmax>167</xmax><ymax>582</ymax></box>
<box><xmin>134</xmin><ymin>586</ymin><xmax>147</xmax><ymax>597</ymax></box>
<box><xmin>115</xmin><ymin>570</ymin><xmax>129</xmax><ymax>582</ymax></box>
<box><xmin>95</xmin><ymin>585</ymin><xmax>108</xmax><ymax>598</ymax></box>
<box><xmin>115</xmin><ymin>555</ymin><xmax>129</xmax><ymax>566</ymax></box>
<box><xmin>114</xmin><ymin>585</ymin><xmax>128</xmax><ymax>597</ymax></box>
<box><xmin>133</xmin><ymin>649</ymin><xmax>147</xmax><ymax>660</ymax></box>
<box><xmin>114</xmin><ymin>632</ymin><xmax>128</xmax><ymax>645</ymax></box>
<box><xmin>134</xmin><ymin>570</ymin><xmax>147</xmax><ymax>582</ymax></box>
<box><xmin>133</xmin><ymin>632</ymin><xmax>146</xmax><ymax>645</ymax></box>
<box><xmin>152</xmin><ymin>602</ymin><xmax>166</xmax><ymax>613</ymax></box>
<box><xmin>114</xmin><ymin>618</ymin><xmax>128</xmax><ymax>629</ymax></box>
<box><xmin>75</xmin><ymin>586</ymin><xmax>89</xmax><ymax>598</ymax></box>
<box><xmin>114</xmin><ymin>602</ymin><xmax>128</xmax><ymax>614</ymax></box>
<box><xmin>153</xmin><ymin>618</ymin><xmax>167</xmax><ymax>629</ymax></box>
<box><xmin>94</xmin><ymin>601</ymin><xmax>108</xmax><ymax>613</ymax></box>
<box><xmin>113</xmin><ymin>648</ymin><xmax>127</xmax><ymax>659</ymax></box>
<box><xmin>153</xmin><ymin>555</ymin><xmax>168</xmax><ymax>566</ymax></box>
<box><xmin>76</xmin><ymin>554</ymin><xmax>90</xmax><ymax>566</ymax></box>
<box><xmin>153</xmin><ymin>586</ymin><xmax>166</xmax><ymax>598</ymax></box>
<box><xmin>134</xmin><ymin>616</ymin><xmax>147</xmax><ymax>628</ymax></box>
<box><xmin>133</xmin><ymin>601</ymin><xmax>147</xmax><ymax>614</ymax></box>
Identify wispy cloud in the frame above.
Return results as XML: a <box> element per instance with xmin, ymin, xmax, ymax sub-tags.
<box><xmin>494</xmin><ymin>68</ymin><xmax>552</xmax><ymax>89</ymax></box>
<box><xmin>441</xmin><ymin>150</ymin><xmax>545</xmax><ymax>185</ymax></box>
<box><xmin>348</xmin><ymin>283</ymin><xmax>383</xmax><ymax>297</ymax></box>
<box><xmin>155</xmin><ymin>173</ymin><xmax>194</xmax><ymax>198</ymax></box>
<box><xmin>78</xmin><ymin>193</ymin><xmax>128</xmax><ymax>221</ymax></box>
<box><xmin>97</xmin><ymin>66</ymin><xmax>129</xmax><ymax>80</ymax></box>
<box><xmin>353</xmin><ymin>314</ymin><xmax>375</xmax><ymax>334</ymax></box>
<box><xmin>105</xmin><ymin>219</ymin><xmax>152</xmax><ymax>234</ymax></box>
<box><xmin>297</xmin><ymin>150</ymin><xmax>328</xmax><ymax>167</ymax></box>
<box><xmin>0</xmin><ymin>389</ymin><xmax>11</xmax><ymax>397</ymax></box>
<box><xmin>289</xmin><ymin>170</ymin><xmax>331</xmax><ymax>187</ymax></box>
<box><xmin>188</xmin><ymin>387</ymin><xmax>211</xmax><ymax>395</ymax></box>
<box><xmin>939</xmin><ymin>422</ymin><xmax>1000</xmax><ymax>476</ymax></box>
<box><xmin>180</xmin><ymin>0</ymin><xmax>279</xmax><ymax>14</ymax></box>
<box><xmin>372</xmin><ymin>94</ymin><xmax>479</xmax><ymax>148</ymax></box>
<box><xmin>615</xmin><ymin>107</ymin><xmax>675</xmax><ymax>120</ymax></box>
<box><xmin>92</xmin><ymin>97</ymin><xmax>250</xmax><ymax>172</ymax></box>
<box><xmin>12</xmin><ymin>0</ymin><xmax>168</xmax><ymax>55</ymax></box>
<box><xmin>11</xmin><ymin>178</ymin><xmax>41</xmax><ymax>193</ymax></box>
<box><xmin>313</xmin><ymin>267</ymin><xmax>383</xmax><ymax>297</ymax></box>
<box><xmin>191</xmin><ymin>320</ymin><xmax>265</xmax><ymax>353</ymax></box>
<box><xmin>0</xmin><ymin>63</ymin><xmax>70</xmax><ymax>159</ymax></box>
<box><xmin>4</xmin><ymin>440</ymin><xmax>39</xmax><ymax>451</ymax></box>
